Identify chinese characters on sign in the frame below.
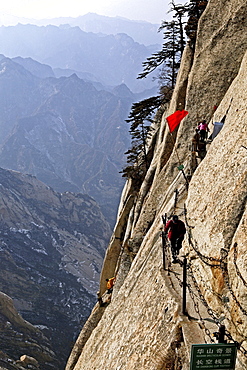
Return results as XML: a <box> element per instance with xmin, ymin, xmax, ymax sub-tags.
<box><xmin>190</xmin><ymin>344</ymin><xmax>237</xmax><ymax>370</ymax></box>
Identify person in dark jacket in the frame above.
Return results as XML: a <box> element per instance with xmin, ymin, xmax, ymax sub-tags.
<box><xmin>164</xmin><ymin>215</ymin><xmax>186</xmax><ymax>261</ymax></box>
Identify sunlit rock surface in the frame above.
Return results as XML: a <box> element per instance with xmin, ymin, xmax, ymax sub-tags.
<box><xmin>67</xmin><ymin>1</ymin><xmax>247</xmax><ymax>369</ymax></box>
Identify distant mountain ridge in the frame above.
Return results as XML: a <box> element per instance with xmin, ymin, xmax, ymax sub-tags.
<box><xmin>0</xmin><ymin>22</ymin><xmax>159</xmax><ymax>92</ymax></box>
<box><xmin>0</xmin><ymin>12</ymin><xmax>164</xmax><ymax>370</ymax></box>
<box><xmin>0</xmin><ymin>13</ymin><xmax>163</xmax><ymax>46</ymax></box>
<box><xmin>12</xmin><ymin>56</ymin><xmax>55</xmax><ymax>78</ymax></box>
<box><xmin>36</xmin><ymin>13</ymin><xmax>163</xmax><ymax>46</ymax></box>
<box><xmin>0</xmin><ymin>56</ymin><xmax>134</xmax><ymax>225</ymax></box>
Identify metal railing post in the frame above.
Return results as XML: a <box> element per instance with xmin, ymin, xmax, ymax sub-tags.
<box><xmin>182</xmin><ymin>257</ymin><xmax>187</xmax><ymax>315</ymax></box>
<box><xmin>162</xmin><ymin>231</ymin><xmax>166</xmax><ymax>270</ymax></box>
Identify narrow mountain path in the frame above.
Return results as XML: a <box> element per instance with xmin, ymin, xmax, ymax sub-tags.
<box><xmin>160</xmin><ymin>244</ymin><xmax>219</xmax><ymax>350</ymax></box>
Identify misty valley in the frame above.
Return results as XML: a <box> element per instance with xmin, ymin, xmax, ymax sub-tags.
<box><xmin>0</xmin><ymin>15</ymin><xmax>160</xmax><ymax>369</ymax></box>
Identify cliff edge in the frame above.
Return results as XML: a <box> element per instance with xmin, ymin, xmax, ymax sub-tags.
<box><xmin>66</xmin><ymin>1</ymin><xmax>247</xmax><ymax>369</ymax></box>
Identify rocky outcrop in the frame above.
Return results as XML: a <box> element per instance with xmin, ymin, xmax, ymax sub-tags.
<box><xmin>67</xmin><ymin>1</ymin><xmax>247</xmax><ymax>369</ymax></box>
<box><xmin>0</xmin><ymin>292</ymin><xmax>37</xmax><ymax>332</ymax></box>
<box><xmin>0</xmin><ymin>292</ymin><xmax>57</xmax><ymax>369</ymax></box>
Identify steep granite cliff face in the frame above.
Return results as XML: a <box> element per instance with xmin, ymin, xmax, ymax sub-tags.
<box><xmin>67</xmin><ymin>1</ymin><xmax>247</xmax><ymax>369</ymax></box>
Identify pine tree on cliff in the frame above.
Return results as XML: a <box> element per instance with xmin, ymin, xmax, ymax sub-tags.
<box><xmin>137</xmin><ymin>1</ymin><xmax>208</xmax><ymax>87</ymax></box>
<box><xmin>185</xmin><ymin>0</ymin><xmax>208</xmax><ymax>49</ymax></box>
<box><xmin>121</xmin><ymin>1</ymin><xmax>208</xmax><ymax>185</ymax></box>
<box><xmin>121</xmin><ymin>96</ymin><xmax>161</xmax><ymax>184</ymax></box>
<box><xmin>137</xmin><ymin>20</ymin><xmax>182</xmax><ymax>85</ymax></box>
<box><xmin>137</xmin><ymin>0</ymin><xmax>187</xmax><ymax>92</ymax></box>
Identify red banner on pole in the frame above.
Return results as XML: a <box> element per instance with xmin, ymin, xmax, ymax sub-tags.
<box><xmin>166</xmin><ymin>110</ymin><xmax>188</xmax><ymax>132</ymax></box>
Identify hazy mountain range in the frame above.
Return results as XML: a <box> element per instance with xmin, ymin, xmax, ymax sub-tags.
<box><xmin>0</xmin><ymin>55</ymin><xmax>137</xmax><ymax>225</ymax></box>
<box><xmin>0</xmin><ymin>22</ymin><xmax>160</xmax><ymax>92</ymax></box>
<box><xmin>0</xmin><ymin>12</ymin><xmax>163</xmax><ymax>46</ymax></box>
<box><xmin>0</xmin><ymin>15</ymin><xmax>162</xmax><ymax>224</ymax></box>
<box><xmin>0</xmin><ymin>14</ymin><xmax>162</xmax><ymax>369</ymax></box>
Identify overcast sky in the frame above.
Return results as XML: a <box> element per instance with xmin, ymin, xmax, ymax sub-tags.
<box><xmin>1</xmin><ymin>0</ymin><xmax>176</xmax><ymax>24</ymax></box>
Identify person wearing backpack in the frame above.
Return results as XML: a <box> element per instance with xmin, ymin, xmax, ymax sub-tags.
<box><xmin>164</xmin><ymin>215</ymin><xmax>186</xmax><ymax>262</ymax></box>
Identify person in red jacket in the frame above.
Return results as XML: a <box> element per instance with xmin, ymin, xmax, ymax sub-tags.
<box><xmin>164</xmin><ymin>215</ymin><xmax>186</xmax><ymax>261</ymax></box>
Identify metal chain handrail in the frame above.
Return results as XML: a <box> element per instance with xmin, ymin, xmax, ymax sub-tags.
<box><xmin>187</xmin><ymin>264</ymin><xmax>221</xmax><ymax>324</ymax></box>
<box><xmin>233</xmin><ymin>242</ymin><xmax>247</xmax><ymax>288</ymax></box>
<box><xmin>188</xmin><ymin>262</ymin><xmax>247</xmax><ymax>357</ymax></box>
<box><xmin>222</xmin><ymin>265</ymin><xmax>247</xmax><ymax>317</ymax></box>
<box><xmin>191</xmin><ymin>264</ymin><xmax>223</xmax><ymax>301</ymax></box>
<box><xmin>162</xmin><ymin>200</ymin><xmax>247</xmax><ymax>358</ymax></box>
<box><xmin>184</xmin><ymin>205</ymin><xmax>247</xmax><ymax>318</ymax></box>
<box><xmin>184</xmin><ymin>205</ymin><xmax>226</xmax><ymax>267</ymax></box>
<box><xmin>186</xmin><ymin>276</ymin><xmax>215</xmax><ymax>343</ymax></box>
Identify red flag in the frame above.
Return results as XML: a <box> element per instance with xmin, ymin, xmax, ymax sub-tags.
<box><xmin>166</xmin><ymin>110</ymin><xmax>188</xmax><ymax>133</ymax></box>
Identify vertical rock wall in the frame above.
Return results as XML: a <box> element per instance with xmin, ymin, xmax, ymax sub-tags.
<box><xmin>66</xmin><ymin>0</ymin><xmax>247</xmax><ymax>369</ymax></box>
